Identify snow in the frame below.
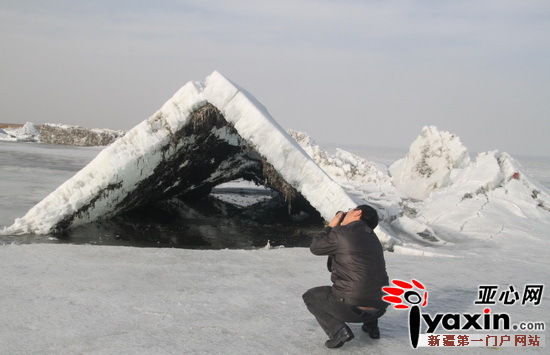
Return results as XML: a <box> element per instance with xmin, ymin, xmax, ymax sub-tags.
<box><xmin>0</xmin><ymin>122</ymin><xmax>124</xmax><ymax>146</ymax></box>
<box><xmin>0</xmin><ymin>128</ymin><xmax>17</xmax><ymax>141</ymax></box>
<box><xmin>42</xmin><ymin>122</ymin><xmax>124</xmax><ymax>135</ymax></box>
<box><xmin>211</xmin><ymin>179</ymin><xmax>275</xmax><ymax>207</ymax></box>
<box><xmin>290</xmin><ymin>127</ymin><xmax>550</xmax><ymax>252</ymax></box>
<box><xmin>407</xmin><ymin>148</ymin><xmax>550</xmax><ymax>242</ymax></box>
<box><xmin>1</xmin><ymin>136</ymin><xmax>549</xmax><ymax>354</ymax></box>
<box><xmin>389</xmin><ymin>126</ymin><xmax>470</xmax><ymax>200</ymax></box>
<box><xmin>3</xmin><ymin>71</ymin><xmax>356</xmax><ymax>236</ymax></box>
<box><xmin>0</xmin><ymin>122</ymin><xmax>40</xmax><ymax>142</ymax></box>
<box><xmin>0</xmin><ymin>241</ymin><xmax>547</xmax><ymax>354</ymax></box>
<box><xmin>1</xmin><ymin>72</ymin><xmax>549</xmax><ymax>254</ymax></box>
<box><xmin>39</xmin><ymin>123</ymin><xmax>124</xmax><ymax>146</ymax></box>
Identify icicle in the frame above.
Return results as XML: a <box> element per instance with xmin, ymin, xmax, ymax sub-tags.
<box><xmin>287</xmin><ymin>196</ymin><xmax>292</xmax><ymax>215</ymax></box>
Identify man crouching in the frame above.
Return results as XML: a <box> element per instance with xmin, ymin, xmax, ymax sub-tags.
<box><xmin>302</xmin><ymin>205</ymin><xmax>389</xmax><ymax>349</ymax></box>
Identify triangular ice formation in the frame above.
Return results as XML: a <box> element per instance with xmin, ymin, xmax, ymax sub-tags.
<box><xmin>4</xmin><ymin>72</ymin><xmax>362</xmax><ymax>237</ymax></box>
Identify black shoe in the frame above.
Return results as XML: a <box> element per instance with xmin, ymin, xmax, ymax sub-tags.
<box><xmin>362</xmin><ymin>320</ymin><xmax>380</xmax><ymax>339</ymax></box>
<box><xmin>325</xmin><ymin>325</ymin><xmax>354</xmax><ymax>349</ymax></box>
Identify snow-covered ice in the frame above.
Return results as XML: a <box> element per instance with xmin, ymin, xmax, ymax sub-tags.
<box><xmin>211</xmin><ymin>179</ymin><xmax>275</xmax><ymax>207</ymax></box>
<box><xmin>389</xmin><ymin>126</ymin><xmax>470</xmax><ymax>200</ymax></box>
<box><xmin>0</xmin><ymin>128</ymin><xmax>17</xmax><ymax>142</ymax></box>
<box><xmin>3</xmin><ymin>71</ymin><xmax>357</xmax><ymax>237</ymax></box>
<box><xmin>0</xmin><ymin>122</ymin><xmax>40</xmax><ymax>142</ymax></box>
<box><xmin>0</xmin><ymin>122</ymin><xmax>123</xmax><ymax>146</ymax></box>
<box><xmin>1</xmin><ymin>140</ymin><xmax>549</xmax><ymax>354</ymax></box>
<box><xmin>38</xmin><ymin>123</ymin><xmax>125</xmax><ymax>146</ymax></box>
<box><xmin>0</xmin><ymin>240</ymin><xmax>547</xmax><ymax>354</ymax></box>
<box><xmin>4</xmin><ymin>71</ymin><xmax>550</xmax><ymax>257</ymax></box>
<box><xmin>1</xmin><ymin>71</ymin><xmax>549</xmax><ymax>353</ymax></box>
<box><xmin>290</xmin><ymin>126</ymin><xmax>550</xmax><ymax>252</ymax></box>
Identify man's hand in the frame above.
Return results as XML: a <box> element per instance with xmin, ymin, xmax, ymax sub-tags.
<box><xmin>328</xmin><ymin>211</ymin><xmax>345</xmax><ymax>227</ymax></box>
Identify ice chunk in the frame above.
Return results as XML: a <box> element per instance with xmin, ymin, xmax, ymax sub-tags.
<box><xmin>2</xmin><ymin>122</ymin><xmax>40</xmax><ymax>142</ymax></box>
<box><xmin>5</xmin><ymin>72</ymin><xmax>357</xmax><ymax>235</ymax></box>
<box><xmin>389</xmin><ymin>126</ymin><xmax>470</xmax><ymax>200</ymax></box>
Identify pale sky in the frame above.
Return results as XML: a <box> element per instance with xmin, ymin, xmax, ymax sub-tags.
<box><xmin>1</xmin><ymin>0</ymin><xmax>549</xmax><ymax>156</ymax></box>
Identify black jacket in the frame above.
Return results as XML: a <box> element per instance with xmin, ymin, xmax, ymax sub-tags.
<box><xmin>310</xmin><ymin>220</ymin><xmax>389</xmax><ymax>308</ymax></box>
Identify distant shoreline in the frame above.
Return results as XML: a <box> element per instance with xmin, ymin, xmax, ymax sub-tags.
<box><xmin>0</xmin><ymin>123</ymin><xmax>26</xmax><ymax>129</ymax></box>
<box><xmin>1</xmin><ymin>122</ymin><xmax>124</xmax><ymax>146</ymax></box>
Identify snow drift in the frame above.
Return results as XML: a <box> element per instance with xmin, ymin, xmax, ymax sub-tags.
<box><xmin>0</xmin><ymin>122</ymin><xmax>124</xmax><ymax>146</ymax></box>
<box><xmin>290</xmin><ymin>127</ymin><xmax>550</xmax><ymax>247</ymax></box>
<box><xmin>0</xmin><ymin>122</ymin><xmax>40</xmax><ymax>142</ymax></box>
<box><xmin>4</xmin><ymin>71</ymin><xmax>360</xmax><ymax>237</ymax></box>
<box><xmin>387</xmin><ymin>126</ymin><xmax>550</xmax><ymax>240</ymax></box>
<box><xmin>0</xmin><ymin>128</ymin><xmax>16</xmax><ymax>142</ymax></box>
<box><xmin>389</xmin><ymin>126</ymin><xmax>470</xmax><ymax>200</ymax></box>
<box><xmin>38</xmin><ymin>123</ymin><xmax>125</xmax><ymax>146</ymax></box>
<box><xmin>289</xmin><ymin>130</ymin><xmax>442</xmax><ymax>251</ymax></box>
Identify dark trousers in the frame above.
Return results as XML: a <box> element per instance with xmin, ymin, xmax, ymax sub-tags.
<box><xmin>302</xmin><ymin>286</ymin><xmax>386</xmax><ymax>338</ymax></box>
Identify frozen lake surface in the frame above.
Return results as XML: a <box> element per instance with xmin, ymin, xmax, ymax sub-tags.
<box><xmin>0</xmin><ymin>141</ymin><xmax>548</xmax><ymax>354</ymax></box>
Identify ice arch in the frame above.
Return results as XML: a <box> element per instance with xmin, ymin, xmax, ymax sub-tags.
<box><xmin>6</xmin><ymin>72</ymin><xmax>360</xmax><ymax>235</ymax></box>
